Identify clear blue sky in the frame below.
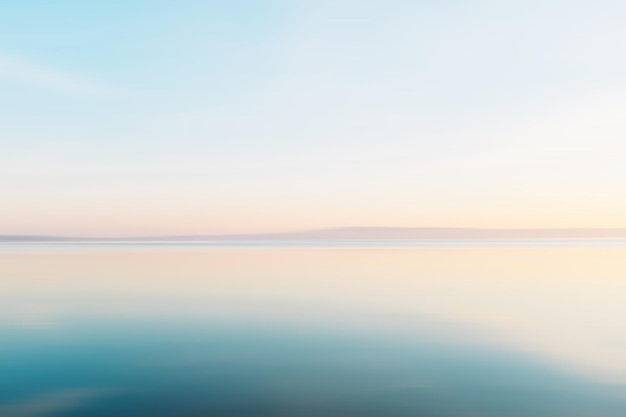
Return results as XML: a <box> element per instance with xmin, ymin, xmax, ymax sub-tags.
<box><xmin>3</xmin><ymin>1</ymin><xmax>626</xmax><ymax>236</ymax></box>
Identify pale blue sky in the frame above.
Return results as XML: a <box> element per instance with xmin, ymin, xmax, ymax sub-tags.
<box><xmin>3</xmin><ymin>1</ymin><xmax>626</xmax><ymax>236</ymax></box>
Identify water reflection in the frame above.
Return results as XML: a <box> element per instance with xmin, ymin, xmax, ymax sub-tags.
<box><xmin>3</xmin><ymin>318</ymin><xmax>626</xmax><ymax>417</ymax></box>
<box><xmin>1</xmin><ymin>244</ymin><xmax>626</xmax><ymax>416</ymax></box>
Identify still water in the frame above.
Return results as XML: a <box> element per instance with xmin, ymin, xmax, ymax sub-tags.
<box><xmin>1</xmin><ymin>243</ymin><xmax>626</xmax><ymax>416</ymax></box>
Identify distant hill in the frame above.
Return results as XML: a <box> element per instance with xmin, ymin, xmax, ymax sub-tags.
<box><xmin>3</xmin><ymin>227</ymin><xmax>626</xmax><ymax>242</ymax></box>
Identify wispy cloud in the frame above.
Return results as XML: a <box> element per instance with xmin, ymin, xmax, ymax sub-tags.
<box><xmin>0</xmin><ymin>53</ymin><xmax>116</xmax><ymax>95</ymax></box>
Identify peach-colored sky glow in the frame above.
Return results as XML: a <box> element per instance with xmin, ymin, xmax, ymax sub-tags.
<box><xmin>3</xmin><ymin>1</ymin><xmax>626</xmax><ymax>236</ymax></box>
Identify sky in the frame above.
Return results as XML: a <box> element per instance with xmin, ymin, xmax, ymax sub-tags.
<box><xmin>2</xmin><ymin>0</ymin><xmax>626</xmax><ymax>236</ymax></box>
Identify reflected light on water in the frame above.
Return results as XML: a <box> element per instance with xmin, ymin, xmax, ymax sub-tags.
<box><xmin>2</xmin><ymin>244</ymin><xmax>626</xmax><ymax>416</ymax></box>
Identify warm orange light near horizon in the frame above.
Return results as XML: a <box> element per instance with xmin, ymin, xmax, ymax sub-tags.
<box><xmin>3</xmin><ymin>195</ymin><xmax>626</xmax><ymax>238</ymax></box>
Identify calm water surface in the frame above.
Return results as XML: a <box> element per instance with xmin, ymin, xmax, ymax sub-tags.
<box><xmin>1</xmin><ymin>243</ymin><xmax>626</xmax><ymax>416</ymax></box>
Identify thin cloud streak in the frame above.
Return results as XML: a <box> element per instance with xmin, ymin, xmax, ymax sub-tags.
<box><xmin>0</xmin><ymin>53</ymin><xmax>118</xmax><ymax>95</ymax></box>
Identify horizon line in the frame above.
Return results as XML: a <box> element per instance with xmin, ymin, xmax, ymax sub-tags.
<box><xmin>5</xmin><ymin>226</ymin><xmax>626</xmax><ymax>242</ymax></box>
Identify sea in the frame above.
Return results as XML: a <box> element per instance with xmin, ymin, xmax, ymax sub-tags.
<box><xmin>2</xmin><ymin>240</ymin><xmax>626</xmax><ymax>416</ymax></box>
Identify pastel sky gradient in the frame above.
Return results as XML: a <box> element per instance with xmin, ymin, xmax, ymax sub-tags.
<box><xmin>3</xmin><ymin>1</ymin><xmax>626</xmax><ymax>236</ymax></box>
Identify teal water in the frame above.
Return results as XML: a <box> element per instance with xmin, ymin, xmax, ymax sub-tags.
<box><xmin>1</xmin><ymin>244</ymin><xmax>626</xmax><ymax>416</ymax></box>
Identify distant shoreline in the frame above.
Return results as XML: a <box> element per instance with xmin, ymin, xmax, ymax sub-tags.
<box><xmin>4</xmin><ymin>227</ymin><xmax>626</xmax><ymax>242</ymax></box>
